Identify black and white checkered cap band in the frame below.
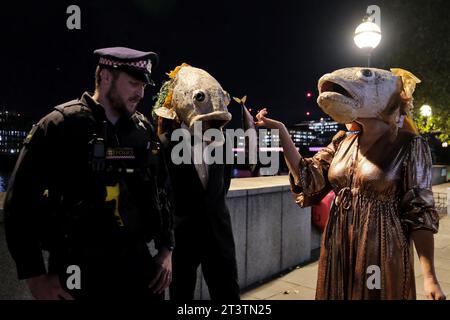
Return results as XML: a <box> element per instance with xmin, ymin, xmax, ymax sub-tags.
<box><xmin>99</xmin><ymin>57</ymin><xmax>151</xmax><ymax>70</ymax></box>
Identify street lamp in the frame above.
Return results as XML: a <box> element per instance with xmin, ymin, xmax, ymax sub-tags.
<box><xmin>420</xmin><ymin>104</ymin><xmax>432</xmax><ymax>117</ymax></box>
<box><xmin>419</xmin><ymin>104</ymin><xmax>432</xmax><ymax>138</ymax></box>
<box><xmin>354</xmin><ymin>5</ymin><xmax>382</xmax><ymax>67</ymax></box>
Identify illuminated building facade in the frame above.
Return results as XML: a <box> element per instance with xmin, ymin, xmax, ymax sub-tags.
<box><xmin>0</xmin><ymin>110</ymin><xmax>32</xmax><ymax>156</ymax></box>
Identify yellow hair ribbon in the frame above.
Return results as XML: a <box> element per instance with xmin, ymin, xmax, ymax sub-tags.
<box><xmin>390</xmin><ymin>68</ymin><xmax>421</xmax><ymax>135</ymax></box>
<box><xmin>390</xmin><ymin>68</ymin><xmax>421</xmax><ymax>100</ymax></box>
<box><xmin>161</xmin><ymin>63</ymin><xmax>191</xmax><ymax>109</ymax></box>
<box><xmin>166</xmin><ymin>62</ymin><xmax>190</xmax><ymax>79</ymax></box>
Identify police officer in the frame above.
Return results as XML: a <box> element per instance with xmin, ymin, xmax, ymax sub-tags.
<box><xmin>4</xmin><ymin>47</ymin><xmax>175</xmax><ymax>299</ymax></box>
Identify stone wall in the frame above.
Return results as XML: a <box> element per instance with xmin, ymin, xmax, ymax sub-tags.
<box><xmin>193</xmin><ymin>176</ymin><xmax>315</xmax><ymax>299</ymax></box>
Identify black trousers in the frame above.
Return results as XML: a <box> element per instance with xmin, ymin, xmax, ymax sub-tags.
<box><xmin>169</xmin><ymin>219</ymin><xmax>240</xmax><ymax>301</ymax></box>
<box><xmin>50</xmin><ymin>234</ymin><xmax>164</xmax><ymax>300</ymax></box>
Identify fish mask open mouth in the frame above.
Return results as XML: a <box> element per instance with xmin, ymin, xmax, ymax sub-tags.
<box><xmin>193</xmin><ymin>113</ymin><xmax>232</xmax><ymax>131</ymax></box>
<box><xmin>316</xmin><ymin>67</ymin><xmax>407</xmax><ymax>124</ymax></box>
<box><xmin>319</xmin><ymin>81</ymin><xmax>355</xmax><ymax>100</ymax></box>
<box><xmin>317</xmin><ymin>76</ymin><xmax>359</xmax><ymax>123</ymax></box>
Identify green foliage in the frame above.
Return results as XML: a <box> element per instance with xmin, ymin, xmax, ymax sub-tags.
<box><xmin>151</xmin><ymin>79</ymin><xmax>173</xmax><ymax>120</ymax></box>
<box><xmin>380</xmin><ymin>0</ymin><xmax>450</xmax><ymax>143</ymax></box>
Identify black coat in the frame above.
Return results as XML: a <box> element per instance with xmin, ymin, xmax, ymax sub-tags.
<box><xmin>162</xmin><ymin>131</ymin><xmax>240</xmax><ymax>300</ymax></box>
<box><xmin>4</xmin><ymin>92</ymin><xmax>174</xmax><ymax>282</ymax></box>
<box><xmin>162</xmin><ymin>136</ymin><xmax>235</xmax><ymax>255</ymax></box>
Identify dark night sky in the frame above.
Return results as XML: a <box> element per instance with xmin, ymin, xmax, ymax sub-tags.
<box><xmin>0</xmin><ymin>0</ymin><xmax>437</xmax><ymax>127</ymax></box>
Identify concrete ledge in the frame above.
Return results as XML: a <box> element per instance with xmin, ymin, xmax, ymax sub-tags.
<box><xmin>227</xmin><ymin>189</ymin><xmax>247</xmax><ymax>198</ymax></box>
<box><xmin>196</xmin><ymin>175</ymin><xmax>313</xmax><ymax>299</ymax></box>
<box><xmin>229</xmin><ymin>175</ymin><xmax>290</xmax><ymax>191</ymax></box>
<box><xmin>432</xmin><ymin>165</ymin><xmax>448</xmax><ymax>185</ymax></box>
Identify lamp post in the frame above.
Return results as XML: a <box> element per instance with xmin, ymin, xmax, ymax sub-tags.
<box><xmin>420</xmin><ymin>104</ymin><xmax>432</xmax><ymax>130</ymax></box>
<box><xmin>419</xmin><ymin>104</ymin><xmax>432</xmax><ymax>142</ymax></box>
<box><xmin>420</xmin><ymin>104</ymin><xmax>432</xmax><ymax>118</ymax></box>
<box><xmin>354</xmin><ymin>5</ymin><xmax>382</xmax><ymax>67</ymax></box>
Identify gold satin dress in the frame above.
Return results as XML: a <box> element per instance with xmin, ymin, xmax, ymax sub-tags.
<box><xmin>289</xmin><ymin>129</ymin><xmax>439</xmax><ymax>300</ymax></box>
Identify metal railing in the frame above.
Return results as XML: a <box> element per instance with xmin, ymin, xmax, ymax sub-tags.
<box><xmin>433</xmin><ymin>192</ymin><xmax>448</xmax><ymax>215</ymax></box>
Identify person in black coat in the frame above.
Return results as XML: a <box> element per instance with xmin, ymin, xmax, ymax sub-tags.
<box><xmin>159</xmin><ymin>129</ymin><xmax>240</xmax><ymax>301</ymax></box>
<box><xmin>4</xmin><ymin>47</ymin><xmax>175</xmax><ymax>300</ymax></box>
<box><xmin>152</xmin><ymin>64</ymin><xmax>240</xmax><ymax>300</ymax></box>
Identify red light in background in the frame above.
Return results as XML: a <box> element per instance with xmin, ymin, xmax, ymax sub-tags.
<box><xmin>248</xmin><ymin>108</ymin><xmax>252</xmax><ymax>112</ymax></box>
<box><xmin>306</xmin><ymin>92</ymin><xmax>312</xmax><ymax>98</ymax></box>
<box><xmin>306</xmin><ymin>112</ymin><xmax>311</xmax><ymax>116</ymax></box>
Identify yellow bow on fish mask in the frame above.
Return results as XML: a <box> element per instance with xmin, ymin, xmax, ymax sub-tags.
<box><xmin>390</xmin><ymin>68</ymin><xmax>421</xmax><ymax>134</ymax></box>
<box><xmin>390</xmin><ymin>68</ymin><xmax>421</xmax><ymax>100</ymax></box>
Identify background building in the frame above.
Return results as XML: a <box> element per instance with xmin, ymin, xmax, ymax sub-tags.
<box><xmin>288</xmin><ymin>118</ymin><xmax>342</xmax><ymax>157</ymax></box>
<box><xmin>231</xmin><ymin>118</ymin><xmax>343</xmax><ymax>176</ymax></box>
<box><xmin>0</xmin><ymin>110</ymin><xmax>32</xmax><ymax>156</ymax></box>
<box><xmin>0</xmin><ymin>110</ymin><xmax>33</xmax><ymax>192</ymax></box>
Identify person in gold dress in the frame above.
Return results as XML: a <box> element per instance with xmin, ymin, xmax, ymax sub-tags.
<box><xmin>255</xmin><ymin>67</ymin><xmax>446</xmax><ymax>300</ymax></box>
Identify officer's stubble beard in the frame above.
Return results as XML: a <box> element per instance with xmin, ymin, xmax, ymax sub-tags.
<box><xmin>106</xmin><ymin>77</ymin><xmax>141</xmax><ymax>119</ymax></box>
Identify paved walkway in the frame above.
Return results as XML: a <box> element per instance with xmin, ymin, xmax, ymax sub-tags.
<box><xmin>432</xmin><ymin>182</ymin><xmax>450</xmax><ymax>194</ymax></box>
<box><xmin>242</xmin><ymin>211</ymin><xmax>450</xmax><ymax>300</ymax></box>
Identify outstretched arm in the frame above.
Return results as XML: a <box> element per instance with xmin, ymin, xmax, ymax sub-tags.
<box><xmin>255</xmin><ymin>108</ymin><xmax>302</xmax><ymax>181</ymax></box>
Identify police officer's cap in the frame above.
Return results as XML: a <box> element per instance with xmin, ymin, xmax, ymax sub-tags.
<box><xmin>94</xmin><ymin>47</ymin><xmax>159</xmax><ymax>86</ymax></box>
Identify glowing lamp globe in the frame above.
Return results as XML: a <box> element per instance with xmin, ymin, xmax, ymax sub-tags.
<box><xmin>420</xmin><ymin>104</ymin><xmax>432</xmax><ymax>117</ymax></box>
<box><xmin>354</xmin><ymin>21</ymin><xmax>382</xmax><ymax>49</ymax></box>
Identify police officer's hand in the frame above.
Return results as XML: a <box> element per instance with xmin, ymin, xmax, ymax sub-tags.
<box><xmin>26</xmin><ymin>274</ymin><xmax>75</xmax><ymax>300</ymax></box>
<box><xmin>148</xmin><ymin>248</ymin><xmax>173</xmax><ymax>295</ymax></box>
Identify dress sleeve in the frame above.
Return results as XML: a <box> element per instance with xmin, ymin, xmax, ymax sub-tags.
<box><xmin>289</xmin><ymin>130</ymin><xmax>346</xmax><ymax>207</ymax></box>
<box><xmin>400</xmin><ymin>136</ymin><xmax>439</xmax><ymax>234</ymax></box>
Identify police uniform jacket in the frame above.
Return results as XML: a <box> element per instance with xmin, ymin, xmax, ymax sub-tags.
<box><xmin>4</xmin><ymin>92</ymin><xmax>175</xmax><ymax>281</ymax></box>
